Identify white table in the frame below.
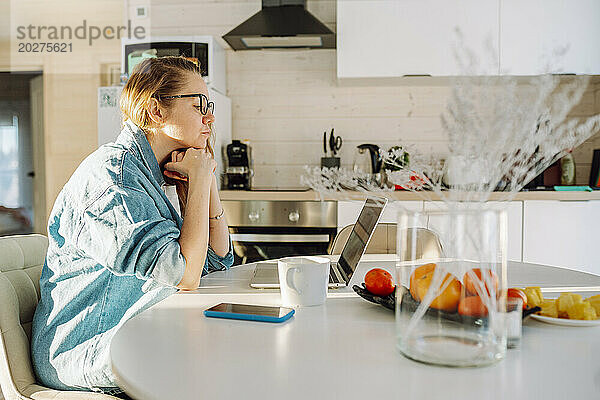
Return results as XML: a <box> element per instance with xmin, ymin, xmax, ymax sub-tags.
<box><xmin>110</xmin><ymin>255</ymin><xmax>600</xmax><ymax>400</ymax></box>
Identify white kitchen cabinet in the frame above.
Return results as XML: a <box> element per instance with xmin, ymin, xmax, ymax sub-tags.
<box><xmin>523</xmin><ymin>200</ymin><xmax>600</xmax><ymax>276</ymax></box>
<box><xmin>337</xmin><ymin>0</ymin><xmax>600</xmax><ymax>78</ymax></box>
<box><xmin>337</xmin><ymin>0</ymin><xmax>499</xmax><ymax>78</ymax></box>
<box><xmin>337</xmin><ymin>200</ymin><xmax>422</xmax><ymax>229</ymax></box>
<box><xmin>423</xmin><ymin>201</ymin><xmax>523</xmax><ymax>262</ymax></box>
<box><xmin>500</xmin><ymin>0</ymin><xmax>600</xmax><ymax>75</ymax></box>
<box><xmin>338</xmin><ymin>200</ymin><xmax>522</xmax><ymax>261</ymax></box>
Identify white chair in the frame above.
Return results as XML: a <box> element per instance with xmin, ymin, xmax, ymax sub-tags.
<box><xmin>330</xmin><ymin>223</ymin><xmax>396</xmax><ymax>255</ymax></box>
<box><xmin>0</xmin><ymin>234</ymin><xmax>120</xmax><ymax>399</ymax></box>
<box><xmin>330</xmin><ymin>224</ymin><xmax>443</xmax><ymax>260</ymax></box>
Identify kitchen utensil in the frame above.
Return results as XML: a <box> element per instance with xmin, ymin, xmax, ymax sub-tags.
<box><xmin>354</xmin><ymin>144</ymin><xmax>381</xmax><ymax>174</ymax></box>
<box><xmin>543</xmin><ymin>160</ymin><xmax>561</xmax><ymax>186</ymax></box>
<box><xmin>323</xmin><ymin>131</ymin><xmax>328</xmax><ymax>156</ymax></box>
<box><xmin>589</xmin><ymin>149</ymin><xmax>600</xmax><ymax>188</ymax></box>
<box><xmin>329</xmin><ymin>129</ymin><xmax>342</xmax><ymax>156</ymax></box>
<box><xmin>353</xmin><ymin>144</ymin><xmax>385</xmax><ymax>187</ymax></box>
<box><xmin>321</xmin><ymin>157</ymin><xmax>340</xmax><ymax>169</ymax></box>
<box><xmin>560</xmin><ymin>152</ymin><xmax>575</xmax><ymax>185</ymax></box>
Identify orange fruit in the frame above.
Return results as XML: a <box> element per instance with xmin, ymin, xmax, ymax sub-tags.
<box><xmin>458</xmin><ymin>296</ymin><xmax>488</xmax><ymax>317</ymax></box>
<box><xmin>463</xmin><ymin>268</ymin><xmax>499</xmax><ymax>296</ymax></box>
<box><xmin>409</xmin><ymin>263</ymin><xmax>436</xmax><ymax>300</ymax></box>
<box><xmin>364</xmin><ymin>268</ymin><xmax>395</xmax><ymax>296</ymax></box>
<box><xmin>410</xmin><ymin>263</ymin><xmax>462</xmax><ymax>312</ymax></box>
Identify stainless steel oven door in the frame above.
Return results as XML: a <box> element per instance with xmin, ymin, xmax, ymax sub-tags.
<box><xmin>229</xmin><ymin>228</ymin><xmax>335</xmax><ymax>265</ymax></box>
<box><xmin>223</xmin><ymin>200</ymin><xmax>338</xmax><ymax>265</ymax></box>
<box><xmin>230</xmin><ymin>233</ymin><xmax>331</xmax><ymax>243</ymax></box>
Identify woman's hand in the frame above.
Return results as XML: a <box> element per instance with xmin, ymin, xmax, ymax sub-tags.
<box><xmin>163</xmin><ymin>150</ymin><xmax>187</xmax><ymax>183</ymax></box>
<box><xmin>164</xmin><ymin>151</ymin><xmax>189</xmax><ymax>215</ymax></box>
<box><xmin>164</xmin><ymin>148</ymin><xmax>216</xmax><ymax>182</ymax></box>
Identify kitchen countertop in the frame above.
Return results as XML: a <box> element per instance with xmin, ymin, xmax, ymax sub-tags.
<box><xmin>219</xmin><ymin>189</ymin><xmax>600</xmax><ymax>202</ymax></box>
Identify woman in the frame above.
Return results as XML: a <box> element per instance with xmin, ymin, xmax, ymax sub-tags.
<box><xmin>31</xmin><ymin>56</ymin><xmax>233</xmax><ymax>396</ymax></box>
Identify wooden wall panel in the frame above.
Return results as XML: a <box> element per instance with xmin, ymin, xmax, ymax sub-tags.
<box><xmin>4</xmin><ymin>0</ymin><xmax>598</xmax><ymax>218</ymax></box>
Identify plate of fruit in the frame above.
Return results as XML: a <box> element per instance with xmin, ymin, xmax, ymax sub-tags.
<box><xmin>353</xmin><ymin>265</ymin><xmax>540</xmax><ymax>322</ymax></box>
<box><xmin>524</xmin><ymin>289</ymin><xmax>600</xmax><ymax>327</ymax></box>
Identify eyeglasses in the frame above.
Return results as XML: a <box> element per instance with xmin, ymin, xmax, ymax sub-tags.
<box><xmin>155</xmin><ymin>93</ymin><xmax>214</xmax><ymax>116</ymax></box>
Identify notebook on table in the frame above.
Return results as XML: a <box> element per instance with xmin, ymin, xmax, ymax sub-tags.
<box><xmin>250</xmin><ymin>197</ymin><xmax>388</xmax><ymax>288</ymax></box>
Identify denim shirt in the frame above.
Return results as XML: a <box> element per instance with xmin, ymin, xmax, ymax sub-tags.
<box><xmin>31</xmin><ymin>120</ymin><xmax>234</xmax><ymax>394</ymax></box>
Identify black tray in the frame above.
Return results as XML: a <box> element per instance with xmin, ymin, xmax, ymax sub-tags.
<box><xmin>352</xmin><ymin>284</ymin><xmax>540</xmax><ymax>324</ymax></box>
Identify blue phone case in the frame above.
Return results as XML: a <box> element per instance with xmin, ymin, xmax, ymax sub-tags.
<box><xmin>204</xmin><ymin>308</ymin><xmax>295</xmax><ymax>323</ymax></box>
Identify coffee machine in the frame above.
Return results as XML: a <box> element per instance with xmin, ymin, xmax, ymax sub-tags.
<box><xmin>226</xmin><ymin>140</ymin><xmax>252</xmax><ymax>190</ymax></box>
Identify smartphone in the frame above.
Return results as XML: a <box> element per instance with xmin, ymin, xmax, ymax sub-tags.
<box><xmin>204</xmin><ymin>303</ymin><xmax>295</xmax><ymax>323</ymax></box>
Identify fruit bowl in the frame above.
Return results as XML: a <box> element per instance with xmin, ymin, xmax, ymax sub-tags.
<box><xmin>353</xmin><ymin>284</ymin><xmax>540</xmax><ymax>322</ymax></box>
<box><xmin>352</xmin><ymin>283</ymin><xmax>396</xmax><ymax>310</ymax></box>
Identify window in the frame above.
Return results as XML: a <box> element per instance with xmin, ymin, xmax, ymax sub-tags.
<box><xmin>0</xmin><ymin>116</ymin><xmax>19</xmax><ymax>207</ymax></box>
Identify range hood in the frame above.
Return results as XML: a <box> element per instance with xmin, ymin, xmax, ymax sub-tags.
<box><xmin>222</xmin><ymin>0</ymin><xmax>335</xmax><ymax>50</ymax></box>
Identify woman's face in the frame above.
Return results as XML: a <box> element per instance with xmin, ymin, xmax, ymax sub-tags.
<box><xmin>161</xmin><ymin>72</ymin><xmax>215</xmax><ymax>149</ymax></box>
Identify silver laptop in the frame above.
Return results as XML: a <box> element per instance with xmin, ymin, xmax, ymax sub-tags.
<box><xmin>250</xmin><ymin>197</ymin><xmax>388</xmax><ymax>289</ymax></box>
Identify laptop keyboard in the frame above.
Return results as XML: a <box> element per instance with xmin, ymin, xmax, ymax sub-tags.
<box><xmin>329</xmin><ymin>265</ymin><xmax>340</xmax><ymax>284</ymax></box>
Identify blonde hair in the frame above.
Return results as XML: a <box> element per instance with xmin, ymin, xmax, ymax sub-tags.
<box><xmin>120</xmin><ymin>56</ymin><xmax>214</xmax><ymax>156</ymax></box>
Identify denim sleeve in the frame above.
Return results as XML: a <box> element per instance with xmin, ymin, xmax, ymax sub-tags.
<box><xmin>203</xmin><ymin>235</ymin><xmax>234</xmax><ymax>276</ymax></box>
<box><xmin>77</xmin><ymin>185</ymin><xmax>186</xmax><ymax>288</ymax></box>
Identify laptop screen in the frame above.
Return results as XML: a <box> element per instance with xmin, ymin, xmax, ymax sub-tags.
<box><xmin>337</xmin><ymin>197</ymin><xmax>387</xmax><ymax>283</ymax></box>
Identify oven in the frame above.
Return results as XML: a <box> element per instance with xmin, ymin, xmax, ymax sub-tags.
<box><xmin>222</xmin><ymin>200</ymin><xmax>337</xmax><ymax>265</ymax></box>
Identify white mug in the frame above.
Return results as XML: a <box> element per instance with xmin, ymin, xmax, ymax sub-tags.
<box><xmin>278</xmin><ymin>256</ymin><xmax>329</xmax><ymax>307</ymax></box>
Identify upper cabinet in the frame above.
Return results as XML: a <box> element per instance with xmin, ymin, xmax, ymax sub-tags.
<box><xmin>337</xmin><ymin>0</ymin><xmax>499</xmax><ymax>78</ymax></box>
<box><xmin>337</xmin><ymin>0</ymin><xmax>600</xmax><ymax>79</ymax></box>
<box><xmin>499</xmin><ymin>0</ymin><xmax>600</xmax><ymax>75</ymax></box>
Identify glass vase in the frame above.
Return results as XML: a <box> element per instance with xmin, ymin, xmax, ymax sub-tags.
<box><xmin>395</xmin><ymin>206</ymin><xmax>508</xmax><ymax>367</ymax></box>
